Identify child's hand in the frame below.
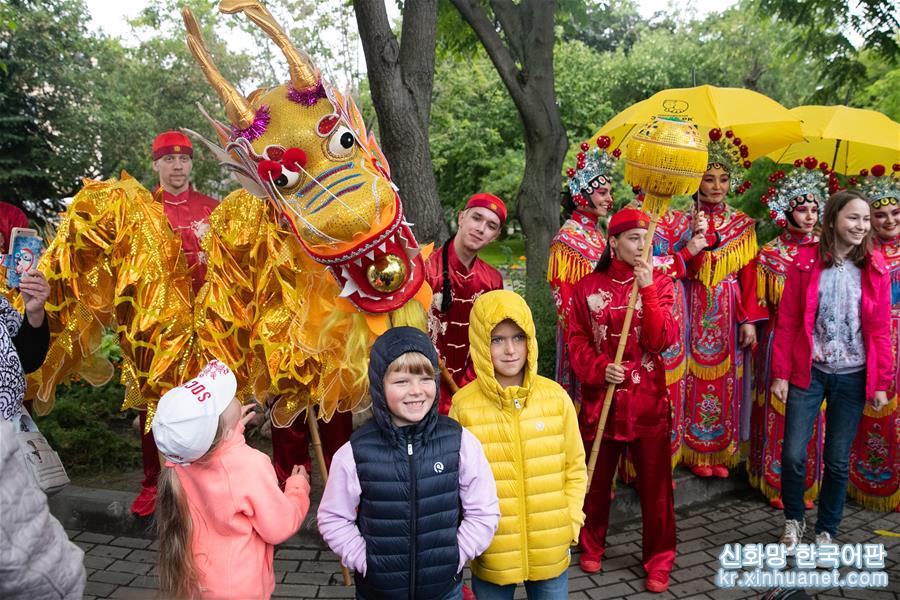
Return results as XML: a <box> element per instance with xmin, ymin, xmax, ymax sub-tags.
<box><xmin>291</xmin><ymin>465</ymin><xmax>310</xmax><ymax>483</ymax></box>
<box><xmin>240</xmin><ymin>402</ymin><xmax>261</xmax><ymax>428</ymax></box>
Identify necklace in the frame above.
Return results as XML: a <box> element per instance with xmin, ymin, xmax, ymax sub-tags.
<box><xmin>834</xmin><ymin>257</ymin><xmax>846</xmax><ymax>272</ymax></box>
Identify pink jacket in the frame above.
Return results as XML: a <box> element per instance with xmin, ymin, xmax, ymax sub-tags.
<box><xmin>173</xmin><ymin>425</ymin><xmax>310</xmax><ymax>599</ymax></box>
<box><xmin>317</xmin><ymin>427</ymin><xmax>500</xmax><ymax>576</ymax></box>
<box><xmin>771</xmin><ymin>245</ymin><xmax>892</xmax><ymax>401</ymax></box>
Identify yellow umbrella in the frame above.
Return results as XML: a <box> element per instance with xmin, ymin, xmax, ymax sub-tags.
<box><xmin>594</xmin><ymin>85</ymin><xmax>804</xmax><ymax>160</ymax></box>
<box><xmin>766</xmin><ymin>105</ymin><xmax>900</xmax><ymax>175</ymax></box>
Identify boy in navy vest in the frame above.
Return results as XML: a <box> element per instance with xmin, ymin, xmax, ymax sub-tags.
<box><xmin>318</xmin><ymin>327</ymin><xmax>500</xmax><ymax>599</ymax></box>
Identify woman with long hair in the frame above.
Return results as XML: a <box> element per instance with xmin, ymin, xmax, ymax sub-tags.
<box><xmin>771</xmin><ymin>190</ymin><xmax>891</xmax><ymax>552</ymax></box>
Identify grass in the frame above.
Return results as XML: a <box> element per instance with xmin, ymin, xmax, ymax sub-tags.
<box><xmin>479</xmin><ymin>236</ymin><xmax>526</xmax><ymax>268</ymax></box>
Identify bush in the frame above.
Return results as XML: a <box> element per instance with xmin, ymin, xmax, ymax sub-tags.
<box><xmin>35</xmin><ymin>372</ymin><xmax>141</xmax><ymax>475</ymax></box>
<box><xmin>526</xmin><ymin>282</ymin><xmax>558</xmax><ymax>379</ymax></box>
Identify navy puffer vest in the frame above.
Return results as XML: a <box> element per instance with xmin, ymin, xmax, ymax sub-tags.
<box><xmin>351</xmin><ymin>417</ymin><xmax>462</xmax><ymax>599</ymax></box>
<box><xmin>352</xmin><ymin>326</ymin><xmax>463</xmax><ymax>599</ymax></box>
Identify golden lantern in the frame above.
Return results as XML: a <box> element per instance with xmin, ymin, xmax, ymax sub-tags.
<box><xmin>623</xmin><ymin>116</ymin><xmax>708</xmax><ymax>214</ymax></box>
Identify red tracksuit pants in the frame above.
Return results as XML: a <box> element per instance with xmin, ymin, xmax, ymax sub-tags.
<box><xmin>139</xmin><ymin>410</ymin><xmax>160</xmax><ymax>492</ymax></box>
<box><xmin>270</xmin><ymin>411</ymin><xmax>352</xmax><ymax>486</ymax></box>
<box><xmin>580</xmin><ymin>435</ymin><xmax>676</xmax><ymax>574</ymax></box>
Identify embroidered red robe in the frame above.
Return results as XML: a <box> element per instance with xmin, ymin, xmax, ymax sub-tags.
<box><xmin>682</xmin><ymin>201</ymin><xmax>767</xmax><ymax>468</ymax></box>
<box><xmin>848</xmin><ymin>236</ymin><xmax>900</xmax><ymax>511</ymax></box>
<box><xmin>750</xmin><ymin>232</ymin><xmax>825</xmax><ymax>503</ymax></box>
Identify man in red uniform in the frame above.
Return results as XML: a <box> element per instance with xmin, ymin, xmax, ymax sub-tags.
<box><xmin>131</xmin><ymin>131</ymin><xmax>219</xmax><ymax>517</ymax></box>
<box><xmin>425</xmin><ymin>193</ymin><xmax>505</xmax><ymax>413</ymax></box>
<box><xmin>567</xmin><ymin>208</ymin><xmax>679</xmax><ymax>593</ymax></box>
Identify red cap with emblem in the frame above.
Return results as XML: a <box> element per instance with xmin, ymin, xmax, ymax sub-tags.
<box><xmin>152</xmin><ymin>131</ymin><xmax>193</xmax><ymax>161</ymax></box>
<box><xmin>464</xmin><ymin>193</ymin><xmax>507</xmax><ymax>226</ymax></box>
<box><xmin>607</xmin><ymin>207</ymin><xmax>650</xmax><ymax>237</ymax></box>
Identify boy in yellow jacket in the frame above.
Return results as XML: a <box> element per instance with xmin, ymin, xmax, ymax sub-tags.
<box><xmin>450</xmin><ymin>289</ymin><xmax>587</xmax><ymax>598</ymax></box>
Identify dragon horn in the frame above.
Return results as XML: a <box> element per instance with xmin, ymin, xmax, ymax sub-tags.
<box><xmin>182</xmin><ymin>8</ymin><xmax>255</xmax><ymax>130</ymax></box>
<box><xmin>219</xmin><ymin>0</ymin><xmax>320</xmax><ymax>91</ymax></box>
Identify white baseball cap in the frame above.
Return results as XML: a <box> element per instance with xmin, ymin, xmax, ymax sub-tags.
<box><xmin>151</xmin><ymin>360</ymin><xmax>237</xmax><ymax>465</ymax></box>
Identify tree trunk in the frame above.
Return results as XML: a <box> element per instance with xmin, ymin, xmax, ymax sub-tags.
<box><xmin>448</xmin><ymin>0</ymin><xmax>567</xmax><ymax>291</ymax></box>
<box><xmin>352</xmin><ymin>0</ymin><xmax>448</xmax><ymax>245</ymax></box>
<box><xmin>448</xmin><ymin>0</ymin><xmax>567</xmax><ymax>376</ymax></box>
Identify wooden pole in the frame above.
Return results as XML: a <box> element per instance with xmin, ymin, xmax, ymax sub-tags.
<box><xmin>586</xmin><ymin>207</ymin><xmax>666</xmax><ymax>489</ymax></box>
<box><xmin>439</xmin><ymin>359</ymin><xmax>460</xmax><ymax>395</ymax></box>
<box><xmin>307</xmin><ymin>407</ymin><xmax>352</xmax><ymax>587</ymax></box>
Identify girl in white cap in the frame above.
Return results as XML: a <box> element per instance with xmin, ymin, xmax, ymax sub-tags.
<box><xmin>152</xmin><ymin>360</ymin><xmax>310</xmax><ymax>599</ymax></box>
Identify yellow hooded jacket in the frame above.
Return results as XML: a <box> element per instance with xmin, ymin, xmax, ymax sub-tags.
<box><xmin>449</xmin><ymin>290</ymin><xmax>587</xmax><ymax>585</ymax></box>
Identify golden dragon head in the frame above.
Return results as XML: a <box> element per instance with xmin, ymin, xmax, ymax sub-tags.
<box><xmin>182</xmin><ymin>1</ymin><xmax>427</xmax><ymax>315</ymax></box>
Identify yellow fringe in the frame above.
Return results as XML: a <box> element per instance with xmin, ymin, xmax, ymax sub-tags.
<box><xmin>688</xmin><ymin>355</ymin><xmax>732</xmax><ymax>380</ymax></box>
<box><xmin>756</xmin><ymin>265</ymin><xmax>786</xmax><ymax>306</ymax></box>
<box><xmin>847</xmin><ymin>484</ymin><xmax>900</xmax><ymax>512</ymax></box>
<box><xmin>665</xmin><ymin>360</ymin><xmax>686</xmax><ymax>385</ymax></box>
<box><xmin>697</xmin><ymin>224</ymin><xmax>758</xmax><ymax>288</ymax></box>
<box><xmin>863</xmin><ymin>393</ymin><xmax>898</xmax><ymax>417</ymax></box>
<box><xmin>670</xmin><ymin>447</ymin><xmax>682</xmax><ymax>471</ymax></box>
<box><xmin>750</xmin><ymin>472</ymin><xmax>822</xmax><ymax>503</ymax></box>
<box><xmin>547</xmin><ymin>243</ymin><xmax>594</xmax><ymax>285</ymax></box>
<box><xmin>680</xmin><ymin>444</ymin><xmax>741</xmax><ymax>468</ymax></box>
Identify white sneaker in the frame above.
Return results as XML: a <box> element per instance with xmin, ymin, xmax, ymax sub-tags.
<box><xmin>780</xmin><ymin>519</ymin><xmax>806</xmax><ymax>555</ymax></box>
<box><xmin>815</xmin><ymin>531</ymin><xmax>835</xmax><ymax>568</ymax></box>
<box><xmin>815</xmin><ymin>531</ymin><xmax>833</xmax><ymax>546</ymax></box>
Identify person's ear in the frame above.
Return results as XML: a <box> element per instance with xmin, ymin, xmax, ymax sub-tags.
<box><xmin>152</xmin><ymin>160</ymin><xmax>160</xmax><ymax>173</ymax></box>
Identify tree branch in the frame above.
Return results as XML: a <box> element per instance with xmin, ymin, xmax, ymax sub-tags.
<box><xmin>491</xmin><ymin>0</ymin><xmax>525</xmax><ymax>67</ymax></box>
<box><xmin>449</xmin><ymin>0</ymin><xmax>526</xmax><ymax>108</ymax></box>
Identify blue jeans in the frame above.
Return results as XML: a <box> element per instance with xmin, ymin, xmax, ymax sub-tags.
<box><xmin>781</xmin><ymin>367</ymin><xmax>866</xmax><ymax>536</ymax></box>
<box><xmin>471</xmin><ymin>571</ymin><xmax>568</xmax><ymax>600</ymax></box>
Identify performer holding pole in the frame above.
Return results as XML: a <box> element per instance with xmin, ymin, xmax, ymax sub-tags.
<box><xmin>568</xmin><ymin>118</ymin><xmax>708</xmax><ymax>592</ymax></box>
<box><xmin>568</xmin><ymin>208</ymin><xmax>679</xmax><ymax>590</ymax></box>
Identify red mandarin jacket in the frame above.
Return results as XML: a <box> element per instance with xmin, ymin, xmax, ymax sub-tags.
<box><xmin>567</xmin><ymin>258</ymin><xmax>678</xmax><ymax>441</ymax></box>
<box><xmin>156</xmin><ymin>185</ymin><xmax>218</xmax><ymax>293</ymax></box>
<box><xmin>425</xmin><ymin>240</ymin><xmax>503</xmax><ymax>411</ymax></box>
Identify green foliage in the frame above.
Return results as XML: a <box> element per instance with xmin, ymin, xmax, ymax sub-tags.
<box><xmin>755</xmin><ymin>0</ymin><xmax>899</xmax><ymax>102</ymax></box>
<box><xmin>35</xmin><ymin>374</ymin><xmax>141</xmax><ymax>475</ymax></box>
<box><xmin>0</xmin><ymin>0</ymin><xmax>105</xmax><ymax>219</ymax></box>
<box><xmin>526</xmin><ymin>282</ymin><xmax>558</xmax><ymax>379</ymax></box>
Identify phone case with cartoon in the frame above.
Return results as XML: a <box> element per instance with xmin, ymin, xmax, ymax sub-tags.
<box><xmin>7</xmin><ymin>235</ymin><xmax>43</xmax><ymax>288</ymax></box>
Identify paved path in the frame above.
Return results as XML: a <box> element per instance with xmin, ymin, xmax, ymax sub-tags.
<box><xmin>72</xmin><ymin>492</ymin><xmax>899</xmax><ymax>599</ymax></box>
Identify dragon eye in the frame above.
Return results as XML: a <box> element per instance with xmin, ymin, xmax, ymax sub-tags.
<box><xmin>326</xmin><ymin>125</ymin><xmax>356</xmax><ymax>159</ymax></box>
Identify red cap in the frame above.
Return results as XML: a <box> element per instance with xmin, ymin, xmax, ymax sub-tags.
<box><xmin>608</xmin><ymin>207</ymin><xmax>650</xmax><ymax>237</ymax></box>
<box><xmin>464</xmin><ymin>193</ymin><xmax>507</xmax><ymax>226</ymax></box>
<box><xmin>152</xmin><ymin>131</ymin><xmax>193</xmax><ymax>161</ymax></box>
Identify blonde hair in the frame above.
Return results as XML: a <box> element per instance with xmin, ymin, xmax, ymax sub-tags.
<box><xmin>385</xmin><ymin>351</ymin><xmax>435</xmax><ymax>378</ymax></box>
<box><xmin>156</xmin><ymin>414</ymin><xmax>227</xmax><ymax>599</ymax></box>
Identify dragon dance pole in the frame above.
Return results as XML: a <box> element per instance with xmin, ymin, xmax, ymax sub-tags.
<box><xmin>307</xmin><ymin>407</ymin><xmax>352</xmax><ymax>586</ymax></box>
<box><xmin>586</xmin><ymin>117</ymin><xmax>708</xmax><ymax>489</ymax></box>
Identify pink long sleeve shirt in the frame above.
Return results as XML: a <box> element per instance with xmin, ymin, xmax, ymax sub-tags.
<box><xmin>173</xmin><ymin>426</ymin><xmax>310</xmax><ymax>599</ymax></box>
<box><xmin>317</xmin><ymin>427</ymin><xmax>500</xmax><ymax>576</ymax></box>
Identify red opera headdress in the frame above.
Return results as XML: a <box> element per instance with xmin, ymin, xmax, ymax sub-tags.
<box><xmin>565</xmin><ymin>136</ymin><xmax>618</xmax><ymax>208</ymax></box>
<box><xmin>705</xmin><ymin>128</ymin><xmax>752</xmax><ymax>195</ymax></box>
